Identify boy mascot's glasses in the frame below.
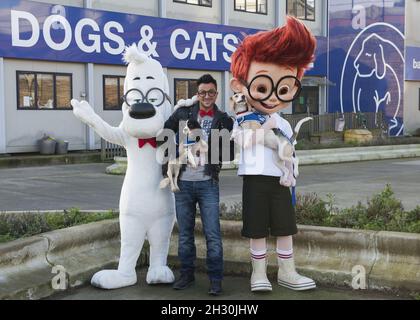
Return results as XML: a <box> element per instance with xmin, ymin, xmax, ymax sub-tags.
<box><xmin>123</xmin><ymin>88</ymin><xmax>172</xmax><ymax>107</ymax></box>
<box><xmin>243</xmin><ymin>75</ymin><xmax>302</xmax><ymax>103</ymax></box>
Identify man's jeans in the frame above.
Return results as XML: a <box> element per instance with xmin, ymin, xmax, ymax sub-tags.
<box><xmin>175</xmin><ymin>179</ymin><xmax>223</xmax><ymax>281</ymax></box>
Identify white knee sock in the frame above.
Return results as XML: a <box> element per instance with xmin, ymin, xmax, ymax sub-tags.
<box><xmin>276</xmin><ymin>248</ymin><xmax>293</xmax><ymax>260</ymax></box>
<box><xmin>276</xmin><ymin>236</ymin><xmax>293</xmax><ymax>261</ymax></box>
<box><xmin>250</xmin><ymin>248</ymin><xmax>267</xmax><ymax>260</ymax></box>
<box><xmin>250</xmin><ymin>238</ymin><xmax>267</xmax><ymax>260</ymax></box>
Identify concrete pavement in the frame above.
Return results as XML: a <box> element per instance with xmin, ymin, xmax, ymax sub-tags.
<box><xmin>1</xmin><ymin>158</ymin><xmax>419</xmax><ymax>212</ymax></box>
<box><xmin>47</xmin><ymin>268</ymin><xmax>410</xmax><ymax>300</ymax></box>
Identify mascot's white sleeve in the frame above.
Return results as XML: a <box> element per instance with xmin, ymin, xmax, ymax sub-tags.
<box><xmin>71</xmin><ymin>99</ymin><xmax>127</xmax><ymax>147</ymax></box>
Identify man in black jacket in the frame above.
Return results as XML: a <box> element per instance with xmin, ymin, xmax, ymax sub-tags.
<box><xmin>163</xmin><ymin>74</ymin><xmax>234</xmax><ymax>296</ymax></box>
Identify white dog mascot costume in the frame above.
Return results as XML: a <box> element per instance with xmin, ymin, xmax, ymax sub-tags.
<box><xmin>71</xmin><ymin>44</ymin><xmax>175</xmax><ymax>289</ymax></box>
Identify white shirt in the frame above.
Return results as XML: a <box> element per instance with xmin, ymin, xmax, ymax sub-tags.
<box><xmin>236</xmin><ymin>113</ymin><xmax>296</xmax><ymax>177</ymax></box>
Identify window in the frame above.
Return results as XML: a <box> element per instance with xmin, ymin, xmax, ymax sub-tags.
<box><xmin>174</xmin><ymin>79</ymin><xmax>198</xmax><ymax>104</ymax></box>
<box><xmin>174</xmin><ymin>0</ymin><xmax>212</xmax><ymax>7</ymax></box>
<box><xmin>292</xmin><ymin>86</ymin><xmax>319</xmax><ymax>115</ymax></box>
<box><xmin>287</xmin><ymin>0</ymin><xmax>315</xmax><ymax>21</ymax></box>
<box><xmin>17</xmin><ymin>71</ymin><xmax>72</xmax><ymax>110</ymax></box>
<box><xmin>103</xmin><ymin>75</ymin><xmax>125</xmax><ymax>110</ymax></box>
<box><xmin>234</xmin><ymin>0</ymin><xmax>267</xmax><ymax>14</ymax></box>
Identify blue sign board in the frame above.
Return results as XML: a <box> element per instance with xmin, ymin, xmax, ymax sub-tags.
<box><xmin>405</xmin><ymin>46</ymin><xmax>420</xmax><ymax>81</ymax></box>
<box><xmin>0</xmin><ymin>0</ymin><xmax>327</xmax><ymax>75</ymax></box>
<box><xmin>328</xmin><ymin>0</ymin><xmax>406</xmax><ymax>136</ymax></box>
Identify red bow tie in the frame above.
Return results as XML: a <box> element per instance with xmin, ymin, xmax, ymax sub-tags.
<box><xmin>199</xmin><ymin>109</ymin><xmax>214</xmax><ymax>117</ymax></box>
<box><xmin>138</xmin><ymin>138</ymin><xmax>157</xmax><ymax>149</ymax></box>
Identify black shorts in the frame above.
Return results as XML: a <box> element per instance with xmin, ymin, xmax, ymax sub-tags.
<box><xmin>241</xmin><ymin>175</ymin><xmax>298</xmax><ymax>238</ymax></box>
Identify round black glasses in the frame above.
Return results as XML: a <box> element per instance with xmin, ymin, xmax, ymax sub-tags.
<box><xmin>122</xmin><ymin>88</ymin><xmax>171</xmax><ymax>107</ymax></box>
<box><xmin>244</xmin><ymin>75</ymin><xmax>302</xmax><ymax>103</ymax></box>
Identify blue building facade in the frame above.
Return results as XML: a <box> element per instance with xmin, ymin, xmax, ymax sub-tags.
<box><xmin>0</xmin><ymin>0</ymin><xmax>419</xmax><ymax>153</ymax></box>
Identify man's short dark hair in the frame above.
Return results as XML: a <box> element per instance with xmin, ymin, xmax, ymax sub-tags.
<box><xmin>197</xmin><ymin>74</ymin><xmax>217</xmax><ymax>90</ymax></box>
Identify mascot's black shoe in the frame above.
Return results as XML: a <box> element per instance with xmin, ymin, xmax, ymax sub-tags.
<box><xmin>173</xmin><ymin>274</ymin><xmax>195</xmax><ymax>290</ymax></box>
<box><xmin>208</xmin><ymin>280</ymin><xmax>222</xmax><ymax>296</ymax></box>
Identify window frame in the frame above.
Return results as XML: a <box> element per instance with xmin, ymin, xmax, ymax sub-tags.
<box><xmin>286</xmin><ymin>0</ymin><xmax>316</xmax><ymax>22</ymax></box>
<box><xmin>16</xmin><ymin>71</ymin><xmax>73</xmax><ymax>111</ymax></box>
<box><xmin>173</xmin><ymin>0</ymin><xmax>212</xmax><ymax>8</ymax></box>
<box><xmin>174</xmin><ymin>78</ymin><xmax>199</xmax><ymax>104</ymax></box>
<box><xmin>234</xmin><ymin>0</ymin><xmax>268</xmax><ymax>15</ymax></box>
<box><xmin>103</xmin><ymin>75</ymin><xmax>125</xmax><ymax>111</ymax></box>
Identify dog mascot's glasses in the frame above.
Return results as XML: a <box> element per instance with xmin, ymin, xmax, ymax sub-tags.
<box><xmin>244</xmin><ymin>75</ymin><xmax>302</xmax><ymax>103</ymax></box>
<box><xmin>123</xmin><ymin>88</ymin><xmax>171</xmax><ymax>107</ymax></box>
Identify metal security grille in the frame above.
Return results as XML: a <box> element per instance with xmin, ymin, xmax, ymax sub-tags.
<box><xmin>282</xmin><ymin>111</ymin><xmax>387</xmax><ymax>137</ymax></box>
<box><xmin>101</xmin><ymin>139</ymin><xmax>126</xmax><ymax>161</ymax></box>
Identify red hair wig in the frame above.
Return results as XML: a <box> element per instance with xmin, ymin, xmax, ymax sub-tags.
<box><xmin>230</xmin><ymin>16</ymin><xmax>317</xmax><ymax>81</ymax></box>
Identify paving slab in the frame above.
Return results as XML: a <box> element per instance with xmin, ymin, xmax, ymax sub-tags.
<box><xmin>46</xmin><ymin>268</ymin><xmax>411</xmax><ymax>300</ymax></box>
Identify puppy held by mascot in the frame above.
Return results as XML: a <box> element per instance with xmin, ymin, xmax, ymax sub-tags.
<box><xmin>230</xmin><ymin>16</ymin><xmax>317</xmax><ymax>292</ymax></box>
<box><xmin>71</xmin><ymin>44</ymin><xmax>175</xmax><ymax>289</ymax></box>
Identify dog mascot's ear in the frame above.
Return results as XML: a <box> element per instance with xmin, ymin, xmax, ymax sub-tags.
<box><xmin>122</xmin><ymin>44</ymin><xmax>149</xmax><ymax>97</ymax></box>
<box><xmin>123</xmin><ymin>43</ymin><xmax>148</xmax><ymax>65</ymax></box>
<box><xmin>374</xmin><ymin>43</ymin><xmax>386</xmax><ymax>79</ymax></box>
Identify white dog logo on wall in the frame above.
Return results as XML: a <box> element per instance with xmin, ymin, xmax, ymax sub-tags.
<box><xmin>340</xmin><ymin>22</ymin><xmax>405</xmax><ymax>136</ymax></box>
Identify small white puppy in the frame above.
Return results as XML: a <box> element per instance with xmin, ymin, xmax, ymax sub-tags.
<box><xmin>264</xmin><ymin>117</ymin><xmax>312</xmax><ymax>186</ymax></box>
<box><xmin>230</xmin><ymin>93</ymin><xmax>277</xmax><ymax>149</ymax></box>
<box><xmin>160</xmin><ymin>119</ymin><xmax>208</xmax><ymax>192</ymax></box>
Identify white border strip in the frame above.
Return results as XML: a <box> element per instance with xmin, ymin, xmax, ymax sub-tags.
<box><xmin>0</xmin><ymin>58</ymin><xmax>6</xmax><ymax>154</ymax></box>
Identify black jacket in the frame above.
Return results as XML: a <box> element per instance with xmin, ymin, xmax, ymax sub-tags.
<box><xmin>162</xmin><ymin>102</ymin><xmax>235</xmax><ymax>181</ymax></box>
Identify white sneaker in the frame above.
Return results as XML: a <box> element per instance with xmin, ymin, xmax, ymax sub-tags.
<box><xmin>250</xmin><ymin>258</ymin><xmax>272</xmax><ymax>292</ymax></box>
<box><xmin>277</xmin><ymin>258</ymin><xmax>316</xmax><ymax>291</ymax></box>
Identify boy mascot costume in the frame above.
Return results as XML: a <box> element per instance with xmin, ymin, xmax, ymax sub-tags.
<box><xmin>71</xmin><ymin>44</ymin><xmax>175</xmax><ymax>289</ymax></box>
<box><xmin>230</xmin><ymin>17</ymin><xmax>317</xmax><ymax>292</ymax></box>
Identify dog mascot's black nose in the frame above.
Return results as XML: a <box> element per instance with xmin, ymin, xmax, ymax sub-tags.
<box><xmin>129</xmin><ymin>102</ymin><xmax>156</xmax><ymax>119</ymax></box>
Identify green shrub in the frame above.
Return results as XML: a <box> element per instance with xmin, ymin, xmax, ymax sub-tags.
<box><xmin>365</xmin><ymin>184</ymin><xmax>404</xmax><ymax>225</ymax></box>
<box><xmin>218</xmin><ymin>185</ymin><xmax>419</xmax><ymax>234</ymax></box>
<box><xmin>1</xmin><ymin>185</ymin><xmax>418</xmax><ymax>245</ymax></box>
<box><xmin>387</xmin><ymin>206</ymin><xmax>420</xmax><ymax>233</ymax></box>
<box><xmin>295</xmin><ymin>193</ymin><xmax>330</xmax><ymax>226</ymax></box>
<box><xmin>220</xmin><ymin>202</ymin><xmax>242</xmax><ymax>221</ymax></box>
<box><xmin>405</xmin><ymin>206</ymin><xmax>420</xmax><ymax>224</ymax></box>
<box><xmin>0</xmin><ymin>209</ymin><xmax>118</xmax><ymax>244</ymax></box>
<box><xmin>328</xmin><ymin>202</ymin><xmax>369</xmax><ymax>229</ymax></box>
<box><xmin>2</xmin><ymin>212</ymin><xmax>50</xmax><ymax>239</ymax></box>
<box><xmin>0</xmin><ymin>234</ymin><xmax>15</xmax><ymax>243</ymax></box>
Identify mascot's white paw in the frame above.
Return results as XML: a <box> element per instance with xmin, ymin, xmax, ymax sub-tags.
<box><xmin>146</xmin><ymin>266</ymin><xmax>175</xmax><ymax>284</ymax></box>
<box><xmin>174</xmin><ymin>95</ymin><xmax>198</xmax><ymax>110</ymax></box>
<box><xmin>91</xmin><ymin>270</ymin><xmax>137</xmax><ymax>289</ymax></box>
<box><xmin>71</xmin><ymin>99</ymin><xmax>96</xmax><ymax>126</ymax></box>
<box><xmin>159</xmin><ymin>177</ymin><xmax>170</xmax><ymax>189</ymax></box>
